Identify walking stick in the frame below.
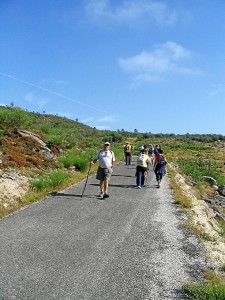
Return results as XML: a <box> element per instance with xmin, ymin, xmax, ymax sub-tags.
<box><xmin>81</xmin><ymin>162</ymin><xmax>92</xmax><ymax>199</ymax></box>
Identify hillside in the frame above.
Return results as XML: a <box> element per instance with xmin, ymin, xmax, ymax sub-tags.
<box><xmin>0</xmin><ymin>106</ymin><xmax>111</xmax><ymax>170</ymax></box>
<box><xmin>1</xmin><ymin>106</ymin><xmax>225</xmax><ymax>219</ymax></box>
<box><xmin>1</xmin><ymin>106</ymin><xmax>225</xmax><ymax>170</ymax></box>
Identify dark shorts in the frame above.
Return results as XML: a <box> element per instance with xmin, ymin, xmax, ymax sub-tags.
<box><xmin>96</xmin><ymin>167</ymin><xmax>112</xmax><ymax>181</ymax></box>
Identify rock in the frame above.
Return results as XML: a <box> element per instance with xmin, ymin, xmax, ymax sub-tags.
<box><xmin>36</xmin><ymin>146</ymin><xmax>55</xmax><ymax>160</ymax></box>
<box><xmin>203</xmin><ymin>176</ymin><xmax>217</xmax><ymax>186</ymax></box>
<box><xmin>218</xmin><ymin>185</ymin><xmax>225</xmax><ymax>197</ymax></box>
<box><xmin>216</xmin><ymin>195</ymin><xmax>225</xmax><ymax>208</ymax></box>
<box><xmin>215</xmin><ymin>212</ymin><xmax>225</xmax><ymax>222</ymax></box>
<box><xmin>202</xmin><ymin>197</ymin><xmax>216</xmax><ymax>206</ymax></box>
<box><xmin>186</xmin><ymin>176</ymin><xmax>197</xmax><ymax>186</ymax></box>
<box><xmin>17</xmin><ymin>130</ymin><xmax>46</xmax><ymax>146</ymax></box>
<box><xmin>212</xmin><ymin>185</ymin><xmax>219</xmax><ymax>191</ymax></box>
<box><xmin>0</xmin><ymin>173</ymin><xmax>29</xmax><ymax>208</ymax></box>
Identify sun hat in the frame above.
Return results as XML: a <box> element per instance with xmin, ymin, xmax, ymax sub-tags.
<box><xmin>104</xmin><ymin>141</ymin><xmax>110</xmax><ymax>146</ymax></box>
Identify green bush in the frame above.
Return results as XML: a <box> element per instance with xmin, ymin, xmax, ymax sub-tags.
<box><xmin>58</xmin><ymin>148</ymin><xmax>93</xmax><ymax>171</ymax></box>
<box><xmin>168</xmin><ymin>143</ymin><xmax>210</xmax><ymax>151</ymax></box>
<box><xmin>58</xmin><ymin>155</ymin><xmax>75</xmax><ymax>168</ymax></box>
<box><xmin>0</xmin><ymin>107</ymin><xmax>32</xmax><ymax>129</ymax></box>
<box><xmin>73</xmin><ymin>156</ymin><xmax>89</xmax><ymax>171</ymax></box>
<box><xmin>38</xmin><ymin>124</ymin><xmax>52</xmax><ymax>134</ymax></box>
<box><xmin>46</xmin><ymin>134</ymin><xmax>65</xmax><ymax>146</ymax></box>
<box><xmin>183</xmin><ymin>282</ymin><xmax>225</xmax><ymax>299</ymax></box>
<box><xmin>30</xmin><ymin>171</ymin><xmax>69</xmax><ymax>192</ymax></box>
<box><xmin>178</xmin><ymin>158</ymin><xmax>225</xmax><ymax>186</ymax></box>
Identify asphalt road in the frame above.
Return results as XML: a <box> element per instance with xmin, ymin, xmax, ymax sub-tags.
<box><xmin>0</xmin><ymin>158</ymin><xmax>206</xmax><ymax>300</ymax></box>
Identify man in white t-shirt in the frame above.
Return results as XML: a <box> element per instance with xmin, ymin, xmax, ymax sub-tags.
<box><xmin>91</xmin><ymin>141</ymin><xmax>116</xmax><ymax>198</ymax></box>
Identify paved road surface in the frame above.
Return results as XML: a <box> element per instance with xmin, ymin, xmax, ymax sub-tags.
<box><xmin>0</xmin><ymin>158</ymin><xmax>206</xmax><ymax>299</ymax></box>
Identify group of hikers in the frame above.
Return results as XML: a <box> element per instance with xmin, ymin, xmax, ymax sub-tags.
<box><xmin>134</xmin><ymin>144</ymin><xmax>167</xmax><ymax>189</ymax></box>
<box><xmin>91</xmin><ymin>141</ymin><xmax>167</xmax><ymax>199</ymax></box>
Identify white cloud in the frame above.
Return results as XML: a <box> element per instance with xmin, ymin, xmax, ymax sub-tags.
<box><xmin>95</xmin><ymin>125</ymin><xmax>110</xmax><ymax>130</ymax></box>
<box><xmin>37</xmin><ymin>101</ymin><xmax>46</xmax><ymax>108</ymax></box>
<box><xmin>80</xmin><ymin>117</ymin><xmax>94</xmax><ymax>123</ymax></box>
<box><xmin>24</xmin><ymin>93</ymin><xmax>47</xmax><ymax>108</ymax></box>
<box><xmin>49</xmin><ymin>111</ymin><xmax>73</xmax><ymax>119</ymax></box>
<box><xmin>85</xmin><ymin>0</ymin><xmax>177</xmax><ymax>27</ymax></box>
<box><xmin>118</xmin><ymin>41</ymin><xmax>201</xmax><ymax>84</ymax></box>
<box><xmin>96</xmin><ymin>115</ymin><xmax>117</xmax><ymax>122</ymax></box>
<box><xmin>24</xmin><ymin>93</ymin><xmax>34</xmax><ymax>102</ymax></box>
<box><xmin>208</xmin><ymin>83</ymin><xmax>225</xmax><ymax>98</ymax></box>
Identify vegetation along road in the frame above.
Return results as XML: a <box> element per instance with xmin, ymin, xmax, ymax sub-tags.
<box><xmin>0</xmin><ymin>157</ymin><xmax>206</xmax><ymax>299</ymax></box>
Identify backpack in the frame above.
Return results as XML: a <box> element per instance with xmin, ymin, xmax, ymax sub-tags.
<box><xmin>137</xmin><ymin>154</ymin><xmax>145</xmax><ymax>165</ymax></box>
<box><xmin>124</xmin><ymin>144</ymin><xmax>130</xmax><ymax>152</ymax></box>
<box><xmin>158</xmin><ymin>154</ymin><xmax>166</xmax><ymax>165</ymax></box>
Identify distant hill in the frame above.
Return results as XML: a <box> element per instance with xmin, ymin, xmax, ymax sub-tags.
<box><xmin>0</xmin><ymin>105</ymin><xmax>225</xmax><ymax>170</ymax></box>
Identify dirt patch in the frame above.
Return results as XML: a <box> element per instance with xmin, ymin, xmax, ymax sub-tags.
<box><xmin>0</xmin><ymin>171</ymin><xmax>30</xmax><ymax>209</ymax></box>
<box><xmin>174</xmin><ymin>172</ymin><xmax>225</xmax><ymax>269</ymax></box>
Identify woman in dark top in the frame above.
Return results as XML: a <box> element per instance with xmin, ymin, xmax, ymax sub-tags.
<box><xmin>153</xmin><ymin>148</ymin><xmax>167</xmax><ymax>188</ymax></box>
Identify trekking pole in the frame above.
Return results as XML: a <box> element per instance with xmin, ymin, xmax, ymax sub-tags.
<box><xmin>81</xmin><ymin>162</ymin><xmax>92</xmax><ymax>199</ymax></box>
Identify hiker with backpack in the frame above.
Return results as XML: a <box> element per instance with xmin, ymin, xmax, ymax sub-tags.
<box><xmin>91</xmin><ymin>141</ymin><xmax>115</xmax><ymax>198</ymax></box>
<box><xmin>136</xmin><ymin>148</ymin><xmax>151</xmax><ymax>188</ymax></box>
<box><xmin>153</xmin><ymin>148</ymin><xmax>167</xmax><ymax>188</ymax></box>
<box><xmin>124</xmin><ymin>142</ymin><xmax>132</xmax><ymax>165</ymax></box>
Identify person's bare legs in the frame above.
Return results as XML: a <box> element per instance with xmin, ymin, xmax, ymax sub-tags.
<box><xmin>104</xmin><ymin>179</ymin><xmax>109</xmax><ymax>194</ymax></box>
<box><xmin>100</xmin><ymin>181</ymin><xmax>104</xmax><ymax>191</ymax></box>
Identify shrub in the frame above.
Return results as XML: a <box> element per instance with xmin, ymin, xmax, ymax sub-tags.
<box><xmin>177</xmin><ymin>158</ymin><xmax>225</xmax><ymax>186</ymax></box>
<box><xmin>183</xmin><ymin>282</ymin><xmax>225</xmax><ymax>299</ymax></box>
<box><xmin>58</xmin><ymin>155</ymin><xmax>75</xmax><ymax>168</ymax></box>
<box><xmin>0</xmin><ymin>107</ymin><xmax>32</xmax><ymax>130</ymax></box>
<box><xmin>30</xmin><ymin>171</ymin><xmax>69</xmax><ymax>192</ymax></box>
<box><xmin>46</xmin><ymin>134</ymin><xmax>65</xmax><ymax>146</ymax></box>
<box><xmin>73</xmin><ymin>156</ymin><xmax>89</xmax><ymax>171</ymax></box>
<box><xmin>58</xmin><ymin>148</ymin><xmax>93</xmax><ymax>171</ymax></box>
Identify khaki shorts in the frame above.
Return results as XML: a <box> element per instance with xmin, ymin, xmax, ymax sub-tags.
<box><xmin>96</xmin><ymin>167</ymin><xmax>112</xmax><ymax>181</ymax></box>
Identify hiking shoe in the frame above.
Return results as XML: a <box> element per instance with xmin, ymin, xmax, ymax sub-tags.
<box><xmin>103</xmin><ymin>193</ymin><xmax>109</xmax><ymax>198</ymax></box>
<box><xmin>98</xmin><ymin>192</ymin><xmax>104</xmax><ymax>198</ymax></box>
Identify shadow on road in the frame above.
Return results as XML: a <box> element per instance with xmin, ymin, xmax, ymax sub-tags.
<box><xmin>89</xmin><ymin>183</ymin><xmax>136</xmax><ymax>189</ymax></box>
<box><xmin>111</xmin><ymin>174</ymin><xmax>135</xmax><ymax>178</ymax></box>
<box><xmin>51</xmin><ymin>192</ymin><xmax>96</xmax><ymax>199</ymax></box>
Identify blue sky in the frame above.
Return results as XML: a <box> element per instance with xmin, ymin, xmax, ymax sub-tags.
<box><xmin>1</xmin><ymin>0</ymin><xmax>225</xmax><ymax>134</ymax></box>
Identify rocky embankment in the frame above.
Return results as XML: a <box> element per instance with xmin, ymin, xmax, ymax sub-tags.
<box><xmin>0</xmin><ymin>129</ymin><xmax>62</xmax><ymax>211</ymax></box>
<box><xmin>173</xmin><ymin>167</ymin><xmax>225</xmax><ymax>270</ymax></box>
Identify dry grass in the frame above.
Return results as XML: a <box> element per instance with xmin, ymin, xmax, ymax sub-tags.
<box><xmin>1</xmin><ymin>135</ymin><xmax>57</xmax><ymax>169</ymax></box>
<box><xmin>167</xmin><ymin>167</ymin><xmax>193</xmax><ymax>209</ymax></box>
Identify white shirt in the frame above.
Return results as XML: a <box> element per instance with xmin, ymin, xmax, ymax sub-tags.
<box><xmin>95</xmin><ymin>150</ymin><xmax>115</xmax><ymax>169</ymax></box>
